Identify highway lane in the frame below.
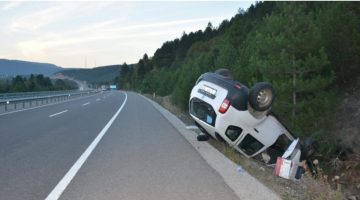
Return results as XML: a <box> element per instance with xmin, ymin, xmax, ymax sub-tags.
<box><xmin>0</xmin><ymin>91</ymin><xmax>240</xmax><ymax>200</ymax></box>
<box><xmin>59</xmin><ymin>92</ymin><xmax>239</xmax><ymax>200</ymax></box>
<box><xmin>0</xmin><ymin>91</ymin><xmax>125</xmax><ymax>200</ymax></box>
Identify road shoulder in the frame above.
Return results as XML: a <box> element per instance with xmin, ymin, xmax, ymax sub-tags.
<box><xmin>142</xmin><ymin>94</ymin><xmax>282</xmax><ymax>200</ymax></box>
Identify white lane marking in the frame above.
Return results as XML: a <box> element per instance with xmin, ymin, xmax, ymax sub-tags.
<box><xmin>82</xmin><ymin>102</ymin><xmax>90</xmax><ymax>106</ymax></box>
<box><xmin>49</xmin><ymin>110</ymin><xmax>68</xmax><ymax>118</ymax></box>
<box><xmin>45</xmin><ymin>92</ymin><xmax>128</xmax><ymax>200</ymax></box>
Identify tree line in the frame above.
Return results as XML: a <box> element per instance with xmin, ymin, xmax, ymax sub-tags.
<box><xmin>117</xmin><ymin>2</ymin><xmax>360</xmax><ymax>157</ymax></box>
<box><xmin>0</xmin><ymin>74</ymin><xmax>77</xmax><ymax>93</ymax></box>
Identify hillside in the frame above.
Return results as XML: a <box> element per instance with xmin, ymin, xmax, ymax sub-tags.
<box><xmin>119</xmin><ymin>1</ymin><xmax>360</xmax><ymax>148</ymax></box>
<box><xmin>118</xmin><ymin>1</ymin><xmax>360</xmax><ymax>197</ymax></box>
<box><xmin>57</xmin><ymin>64</ymin><xmax>123</xmax><ymax>85</ymax></box>
<box><xmin>0</xmin><ymin>59</ymin><xmax>62</xmax><ymax>76</ymax></box>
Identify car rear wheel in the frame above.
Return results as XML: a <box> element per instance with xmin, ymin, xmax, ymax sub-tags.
<box><xmin>249</xmin><ymin>82</ymin><xmax>274</xmax><ymax>111</ymax></box>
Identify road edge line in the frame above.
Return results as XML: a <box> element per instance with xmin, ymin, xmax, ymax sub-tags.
<box><xmin>44</xmin><ymin>92</ymin><xmax>128</xmax><ymax>200</ymax></box>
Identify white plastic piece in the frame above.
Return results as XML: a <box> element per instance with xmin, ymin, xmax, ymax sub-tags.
<box><xmin>282</xmin><ymin>138</ymin><xmax>299</xmax><ymax>159</ymax></box>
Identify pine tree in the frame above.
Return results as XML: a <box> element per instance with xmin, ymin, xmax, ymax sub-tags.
<box><xmin>137</xmin><ymin>59</ymin><xmax>146</xmax><ymax>80</ymax></box>
<box><xmin>119</xmin><ymin>62</ymin><xmax>129</xmax><ymax>89</ymax></box>
<box><xmin>318</xmin><ymin>2</ymin><xmax>360</xmax><ymax>85</ymax></box>
<box><xmin>250</xmin><ymin>2</ymin><xmax>335</xmax><ymax>134</ymax></box>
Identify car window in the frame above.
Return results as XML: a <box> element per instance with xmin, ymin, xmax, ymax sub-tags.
<box><xmin>238</xmin><ymin>134</ymin><xmax>264</xmax><ymax>156</ymax></box>
<box><xmin>225</xmin><ymin>126</ymin><xmax>243</xmax><ymax>142</ymax></box>
<box><xmin>273</xmin><ymin>134</ymin><xmax>292</xmax><ymax>151</ymax></box>
<box><xmin>190</xmin><ymin>98</ymin><xmax>216</xmax><ymax>126</ymax></box>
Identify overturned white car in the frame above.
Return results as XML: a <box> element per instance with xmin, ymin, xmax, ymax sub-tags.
<box><xmin>189</xmin><ymin>69</ymin><xmax>316</xmax><ymax>166</ymax></box>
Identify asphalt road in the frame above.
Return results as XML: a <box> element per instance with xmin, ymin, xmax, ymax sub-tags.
<box><xmin>0</xmin><ymin>91</ymin><xmax>240</xmax><ymax>200</ymax></box>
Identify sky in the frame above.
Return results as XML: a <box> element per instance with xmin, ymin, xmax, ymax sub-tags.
<box><xmin>0</xmin><ymin>1</ymin><xmax>254</xmax><ymax>68</ymax></box>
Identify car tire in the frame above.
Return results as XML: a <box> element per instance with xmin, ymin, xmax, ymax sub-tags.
<box><xmin>215</xmin><ymin>68</ymin><xmax>233</xmax><ymax>80</ymax></box>
<box><xmin>196</xmin><ymin>123</ymin><xmax>211</xmax><ymax>136</ymax></box>
<box><xmin>197</xmin><ymin>134</ymin><xmax>210</xmax><ymax>141</ymax></box>
<box><xmin>249</xmin><ymin>82</ymin><xmax>275</xmax><ymax>111</ymax></box>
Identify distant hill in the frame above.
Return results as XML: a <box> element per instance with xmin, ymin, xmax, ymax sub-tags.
<box><xmin>57</xmin><ymin>65</ymin><xmax>122</xmax><ymax>84</ymax></box>
<box><xmin>0</xmin><ymin>59</ymin><xmax>62</xmax><ymax>77</ymax></box>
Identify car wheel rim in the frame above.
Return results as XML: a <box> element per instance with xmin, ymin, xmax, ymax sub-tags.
<box><xmin>256</xmin><ymin>89</ymin><xmax>272</xmax><ymax>108</ymax></box>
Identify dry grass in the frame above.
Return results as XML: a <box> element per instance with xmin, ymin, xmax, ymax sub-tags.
<box><xmin>302</xmin><ymin>160</ymin><xmax>344</xmax><ymax>200</ymax></box>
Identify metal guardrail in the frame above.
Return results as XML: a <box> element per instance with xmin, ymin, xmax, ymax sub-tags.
<box><xmin>0</xmin><ymin>89</ymin><xmax>99</xmax><ymax>113</ymax></box>
<box><xmin>0</xmin><ymin>90</ymin><xmax>91</xmax><ymax>102</ymax></box>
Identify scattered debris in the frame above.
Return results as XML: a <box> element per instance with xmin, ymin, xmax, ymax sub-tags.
<box><xmin>236</xmin><ymin>166</ymin><xmax>244</xmax><ymax>174</ymax></box>
<box><xmin>275</xmin><ymin>157</ymin><xmax>300</xmax><ymax>180</ymax></box>
<box><xmin>313</xmin><ymin>159</ymin><xmax>319</xmax><ymax>165</ymax></box>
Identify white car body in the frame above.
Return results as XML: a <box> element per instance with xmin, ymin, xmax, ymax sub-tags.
<box><xmin>189</xmin><ymin>72</ymin><xmax>299</xmax><ymax>163</ymax></box>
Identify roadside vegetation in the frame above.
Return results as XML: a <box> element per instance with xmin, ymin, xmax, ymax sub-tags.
<box><xmin>119</xmin><ymin>2</ymin><xmax>360</xmax><ymax>198</ymax></box>
<box><xmin>0</xmin><ymin>74</ymin><xmax>77</xmax><ymax>93</ymax></box>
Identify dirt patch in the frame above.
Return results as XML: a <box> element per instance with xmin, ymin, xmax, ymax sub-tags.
<box><xmin>334</xmin><ymin>89</ymin><xmax>360</xmax><ymax>154</ymax></box>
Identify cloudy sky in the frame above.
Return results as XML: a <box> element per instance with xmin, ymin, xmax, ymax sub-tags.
<box><xmin>0</xmin><ymin>1</ymin><xmax>253</xmax><ymax>68</ymax></box>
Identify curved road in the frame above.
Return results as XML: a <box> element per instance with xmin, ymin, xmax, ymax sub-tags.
<box><xmin>0</xmin><ymin>91</ymin><xmax>239</xmax><ymax>200</ymax></box>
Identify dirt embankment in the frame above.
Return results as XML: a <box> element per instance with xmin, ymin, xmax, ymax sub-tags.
<box><xmin>335</xmin><ymin>88</ymin><xmax>360</xmax><ymax>154</ymax></box>
<box><xmin>145</xmin><ymin>91</ymin><xmax>360</xmax><ymax>199</ymax></box>
<box><xmin>330</xmin><ymin>78</ymin><xmax>360</xmax><ymax>198</ymax></box>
